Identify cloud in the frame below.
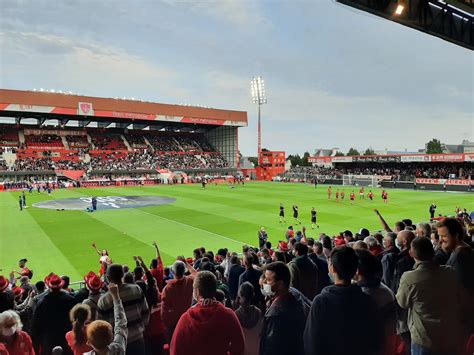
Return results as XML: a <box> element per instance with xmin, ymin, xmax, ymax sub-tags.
<box><xmin>163</xmin><ymin>0</ymin><xmax>271</xmax><ymax>30</ymax></box>
<box><xmin>0</xmin><ymin>31</ymin><xmax>185</xmax><ymax>99</ymax></box>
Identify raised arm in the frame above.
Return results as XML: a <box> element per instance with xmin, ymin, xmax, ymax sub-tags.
<box><xmin>374</xmin><ymin>209</ymin><xmax>392</xmax><ymax>233</ymax></box>
<box><xmin>136</xmin><ymin>256</ymin><xmax>150</xmax><ymax>274</ymax></box>
<box><xmin>178</xmin><ymin>256</ymin><xmax>197</xmax><ymax>275</ymax></box>
<box><xmin>301</xmin><ymin>226</ymin><xmax>308</xmax><ymax>244</ymax></box>
<box><xmin>108</xmin><ymin>283</ymin><xmax>128</xmax><ymax>354</ymax></box>
<box><xmin>92</xmin><ymin>243</ymin><xmax>102</xmax><ymax>256</ymax></box>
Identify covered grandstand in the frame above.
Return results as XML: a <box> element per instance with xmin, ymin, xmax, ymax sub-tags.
<box><xmin>335</xmin><ymin>0</ymin><xmax>474</xmax><ymax>50</ymax></box>
<box><xmin>0</xmin><ymin>89</ymin><xmax>247</xmax><ymax>184</ymax></box>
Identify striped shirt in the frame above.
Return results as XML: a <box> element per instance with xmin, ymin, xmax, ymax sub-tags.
<box><xmin>97</xmin><ymin>283</ymin><xmax>149</xmax><ymax>344</ymax></box>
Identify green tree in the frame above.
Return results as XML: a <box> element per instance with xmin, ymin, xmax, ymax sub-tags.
<box><xmin>346</xmin><ymin>148</ymin><xmax>360</xmax><ymax>156</ymax></box>
<box><xmin>334</xmin><ymin>151</ymin><xmax>344</xmax><ymax>157</ymax></box>
<box><xmin>364</xmin><ymin>147</ymin><xmax>375</xmax><ymax>155</ymax></box>
<box><xmin>288</xmin><ymin>154</ymin><xmax>303</xmax><ymax>166</ymax></box>
<box><xmin>247</xmin><ymin>157</ymin><xmax>259</xmax><ymax>166</ymax></box>
<box><xmin>426</xmin><ymin>139</ymin><xmax>443</xmax><ymax>154</ymax></box>
<box><xmin>302</xmin><ymin>152</ymin><xmax>311</xmax><ymax>166</ymax></box>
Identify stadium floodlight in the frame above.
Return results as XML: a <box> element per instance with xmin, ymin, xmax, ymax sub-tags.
<box><xmin>40</xmin><ymin>88</ymin><xmax>44</xmax><ymax>92</ymax></box>
<box><xmin>251</xmin><ymin>76</ymin><xmax>267</xmax><ymax>157</ymax></box>
<box><xmin>395</xmin><ymin>4</ymin><xmax>404</xmax><ymax>15</ymax></box>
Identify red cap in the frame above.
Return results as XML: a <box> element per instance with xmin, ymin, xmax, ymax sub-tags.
<box><xmin>84</xmin><ymin>272</ymin><xmax>103</xmax><ymax>291</ymax></box>
<box><xmin>44</xmin><ymin>273</ymin><xmax>64</xmax><ymax>290</ymax></box>
<box><xmin>279</xmin><ymin>241</ymin><xmax>289</xmax><ymax>252</ymax></box>
<box><xmin>12</xmin><ymin>286</ymin><xmax>24</xmax><ymax>298</ymax></box>
<box><xmin>0</xmin><ymin>276</ymin><xmax>9</xmax><ymax>292</ymax></box>
<box><xmin>186</xmin><ymin>257</ymin><xmax>194</xmax><ymax>265</ymax></box>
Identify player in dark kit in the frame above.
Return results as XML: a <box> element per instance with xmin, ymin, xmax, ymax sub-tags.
<box><xmin>22</xmin><ymin>191</ymin><xmax>26</xmax><ymax>207</ymax></box>
<box><xmin>311</xmin><ymin>207</ymin><xmax>318</xmax><ymax>229</ymax></box>
<box><xmin>201</xmin><ymin>179</ymin><xmax>207</xmax><ymax>189</ymax></box>
<box><xmin>314</xmin><ymin>179</ymin><xmax>318</xmax><ymax>189</ymax></box>
<box><xmin>19</xmin><ymin>196</ymin><xmax>23</xmax><ymax>211</ymax></box>
<box><xmin>279</xmin><ymin>203</ymin><xmax>286</xmax><ymax>223</ymax></box>
<box><xmin>429</xmin><ymin>203</ymin><xmax>437</xmax><ymax>220</ymax></box>
<box><xmin>91</xmin><ymin>197</ymin><xmax>98</xmax><ymax>211</ymax></box>
<box><xmin>293</xmin><ymin>205</ymin><xmax>301</xmax><ymax>224</ymax></box>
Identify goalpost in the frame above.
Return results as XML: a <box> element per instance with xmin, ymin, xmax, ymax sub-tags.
<box><xmin>342</xmin><ymin>174</ymin><xmax>378</xmax><ymax>188</ymax></box>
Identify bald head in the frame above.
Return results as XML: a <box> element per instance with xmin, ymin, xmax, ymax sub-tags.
<box><xmin>396</xmin><ymin>230</ymin><xmax>416</xmax><ymax>251</ymax></box>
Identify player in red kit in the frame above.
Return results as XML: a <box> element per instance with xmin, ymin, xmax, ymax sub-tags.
<box><xmin>382</xmin><ymin>190</ymin><xmax>388</xmax><ymax>204</ymax></box>
<box><xmin>359</xmin><ymin>187</ymin><xmax>365</xmax><ymax>199</ymax></box>
<box><xmin>327</xmin><ymin>186</ymin><xmax>332</xmax><ymax>200</ymax></box>
<box><xmin>368</xmin><ymin>190</ymin><xmax>374</xmax><ymax>201</ymax></box>
<box><xmin>350</xmin><ymin>191</ymin><xmax>356</xmax><ymax>204</ymax></box>
<box><xmin>335</xmin><ymin>190</ymin><xmax>339</xmax><ymax>202</ymax></box>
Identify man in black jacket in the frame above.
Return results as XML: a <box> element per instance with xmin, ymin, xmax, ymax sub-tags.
<box><xmin>32</xmin><ymin>273</ymin><xmax>77</xmax><ymax>355</ymax></box>
<box><xmin>228</xmin><ymin>255</ymin><xmax>245</xmax><ymax>303</ymax></box>
<box><xmin>288</xmin><ymin>242</ymin><xmax>319</xmax><ymax>300</ymax></box>
<box><xmin>260</xmin><ymin>262</ymin><xmax>306</xmax><ymax>355</ymax></box>
<box><xmin>303</xmin><ymin>246</ymin><xmax>383</xmax><ymax>355</ymax></box>
<box><xmin>238</xmin><ymin>254</ymin><xmax>263</xmax><ymax>308</ymax></box>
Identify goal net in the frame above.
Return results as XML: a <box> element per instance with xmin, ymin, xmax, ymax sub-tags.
<box><xmin>342</xmin><ymin>174</ymin><xmax>378</xmax><ymax>187</ymax></box>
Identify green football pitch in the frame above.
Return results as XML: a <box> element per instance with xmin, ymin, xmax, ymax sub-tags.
<box><xmin>1</xmin><ymin>182</ymin><xmax>472</xmax><ymax>281</ymax></box>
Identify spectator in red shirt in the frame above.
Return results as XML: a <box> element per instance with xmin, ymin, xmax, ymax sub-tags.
<box><xmin>150</xmin><ymin>242</ymin><xmax>164</xmax><ymax>292</ymax></box>
<box><xmin>170</xmin><ymin>271</ymin><xmax>245</xmax><ymax>355</ymax></box>
<box><xmin>161</xmin><ymin>260</ymin><xmax>195</xmax><ymax>339</ymax></box>
<box><xmin>13</xmin><ymin>259</ymin><xmax>32</xmax><ymax>280</ymax></box>
<box><xmin>0</xmin><ymin>310</ymin><xmax>35</xmax><ymax>355</ymax></box>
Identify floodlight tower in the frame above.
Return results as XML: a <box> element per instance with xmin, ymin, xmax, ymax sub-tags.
<box><xmin>251</xmin><ymin>76</ymin><xmax>267</xmax><ymax>158</ymax></box>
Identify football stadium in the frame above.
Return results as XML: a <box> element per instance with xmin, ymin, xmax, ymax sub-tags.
<box><xmin>0</xmin><ymin>1</ymin><xmax>473</xmax><ymax>355</ymax></box>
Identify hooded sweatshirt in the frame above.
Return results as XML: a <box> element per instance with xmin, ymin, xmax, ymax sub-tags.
<box><xmin>170</xmin><ymin>299</ymin><xmax>245</xmax><ymax>355</ymax></box>
<box><xmin>303</xmin><ymin>284</ymin><xmax>383</xmax><ymax>355</ymax></box>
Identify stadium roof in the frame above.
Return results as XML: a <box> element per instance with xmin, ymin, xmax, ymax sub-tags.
<box><xmin>335</xmin><ymin>0</ymin><xmax>473</xmax><ymax>50</ymax></box>
<box><xmin>0</xmin><ymin>89</ymin><xmax>248</xmax><ymax>127</ymax></box>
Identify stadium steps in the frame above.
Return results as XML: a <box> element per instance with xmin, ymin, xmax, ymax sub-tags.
<box><xmin>143</xmin><ymin>136</ymin><xmax>155</xmax><ymax>152</ymax></box>
<box><xmin>2</xmin><ymin>151</ymin><xmax>16</xmax><ymax>168</ymax></box>
<box><xmin>173</xmin><ymin>137</ymin><xmax>184</xmax><ymax>151</ymax></box>
<box><xmin>18</xmin><ymin>130</ymin><xmax>25</xmax><ymax>145</ymax></box>
<box><xmin>121</xmin><ymin>134</ymin><xmax>132</xmax><ymax>151</ymax></box>
<box><xmin>86</xmin><ymin>133</ymin><xmax>95</xmax><ymax>149</ymax></box>
<box><xmin>61</xmin><ymin>136</ymin><xmax>70</xmax><ymax>149</ymax></box>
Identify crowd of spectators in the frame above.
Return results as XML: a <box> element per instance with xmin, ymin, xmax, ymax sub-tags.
<box><xmin>1</xmin><ymin>209</ymin><xmax>473</xmax><ymax>355</ymax></box>
<box><xmin>90</xmin><ymin>135</ymin><xmax>127</xmax><ymax>150</ymax></box>
<box><xmin>25</xmin><ymin>134</ymin><xmax>63</xmax><ymax>148</ymax></box>
<box><xmin>65</xmin><ymin>135</ymin><xmax>90</xmax><ymax>149</ymax></box>
<box><xmin>282</xmin><ymin>163</ymin><xmax>474</xmax><ymax>181</ymax></box>
<box><xmin>0</xmin><ymin>129</ymin><xmax>20</xmax><ymax>147</ymax></box>
<box><xmin>89</xmin><ymin>152</ymin><xmax>229</xmax><ymax>171</ymax></box>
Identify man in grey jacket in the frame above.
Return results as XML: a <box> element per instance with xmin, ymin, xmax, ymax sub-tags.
<box><xmin>396</xmin><ymin>237</ymin><xmax>469</xmax><ymax>355</ymax></box>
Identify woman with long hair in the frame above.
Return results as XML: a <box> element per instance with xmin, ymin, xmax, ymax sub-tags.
<box><xmin>92</xmin><ymin>243</ymin><xmax>112</xmax><ymax>276</ymax></box>
<box><xmin>65</xmin><ymin>304</ymin><xmax>92</xmax><ymax>355</ymax></box>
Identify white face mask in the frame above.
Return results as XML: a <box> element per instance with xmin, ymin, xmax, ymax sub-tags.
<box><xmin>261</xmin><ymin>283</ymin><xmax>275</xmax><ymax>298</ymax></box>
<box><xmin>395</xmin><ymin>240</ymin><xmax>404</xmax><ymax>250</ymax></box>
<box><xmin>1</xmin><ymin>325</ymin><xmax>17</xmax><ymax>337</ymax></box>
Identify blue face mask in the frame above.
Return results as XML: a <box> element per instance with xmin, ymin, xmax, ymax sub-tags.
<box><xmin>328</xmin><ymin>272</ymin><xmax>335</xmax><ymax>283</ymax></box>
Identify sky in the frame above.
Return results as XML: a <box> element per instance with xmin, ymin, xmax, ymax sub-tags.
<box><xmin>0</xmin><ymin>0</ymin><xmax>472</xmax><ymax>156</ymax></box>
